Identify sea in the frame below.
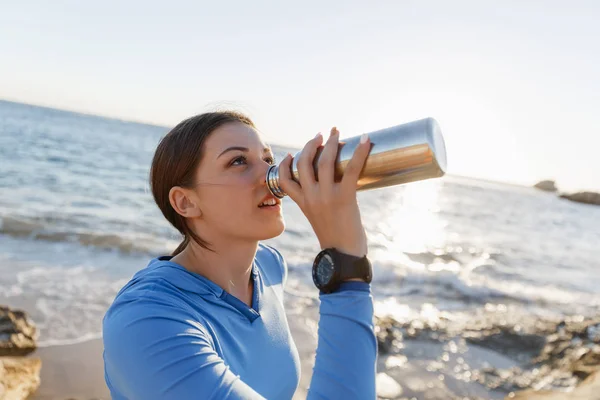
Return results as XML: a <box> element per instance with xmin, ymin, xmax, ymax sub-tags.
<box><xmin>1</xmin><ymin>99</ymin><xmax>600</xmax><ymax>399</ymax></box>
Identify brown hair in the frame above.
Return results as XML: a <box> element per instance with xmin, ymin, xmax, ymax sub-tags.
<box><xmin>150</xmin><ymin>111</ymin><xmax>256</xmax><ymax>256</ymax></box>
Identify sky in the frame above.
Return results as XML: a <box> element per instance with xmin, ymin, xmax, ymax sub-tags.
<box><xmin>1</xmin><ymin>0</ymin><xmax>599</xmax><ymax>191</ymax></box>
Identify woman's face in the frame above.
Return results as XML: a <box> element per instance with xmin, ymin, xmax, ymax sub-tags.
<box><xmin>192</xmin><ymin>122</ymin><xmax>285</xmax><ymax>243</ymax></box>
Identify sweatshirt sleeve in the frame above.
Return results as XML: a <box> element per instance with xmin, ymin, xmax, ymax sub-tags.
<box><xmin>103</xmin><ymin>298</ymin><xmax>267</xmax><ymax>400</ymax></box>
<box><xmin>307</xmin><ymin>282</ymin><xmax>377</xmax><ymax>399</ymax></box>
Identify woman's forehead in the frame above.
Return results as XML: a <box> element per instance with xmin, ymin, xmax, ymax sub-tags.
<box><xmin>205</xmin><ymin>122</ymin><xmax>269</xmax><ymax>155</ymax></box>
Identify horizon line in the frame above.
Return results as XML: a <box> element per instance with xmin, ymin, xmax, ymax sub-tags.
<box><xmin>0</xmin><ymin>97</ymin><xmax>566</xmax><ymax>192</ymax></box>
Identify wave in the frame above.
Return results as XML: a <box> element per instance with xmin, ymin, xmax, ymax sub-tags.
<box><xmin>0</xmin><ymin>215</ymin><xmax>174</xmax><ymax>255</ymax></box>
<box><xmin>37</xmin><ymin>331</ymin><xmax>103</xmax><ymax>348</ymax></box>
<box><xmin>399</xmin><ymin>269</ymin><xmax>523</xmax><ymax>302</ymax></box>
<box><xmin>346</xmin><ymin>248</ymin><xmax>600</xmax><ymax>311</ymax></box>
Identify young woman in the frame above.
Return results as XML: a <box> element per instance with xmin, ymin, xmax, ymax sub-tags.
<box><xmin>102</xmin><ymin>111</ymin><xmax>377</xmax><ymax>399</ymax></box>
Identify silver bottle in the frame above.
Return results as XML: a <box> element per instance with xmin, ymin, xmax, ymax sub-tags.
<box><xmin>266</xmin><ymin>117</ymin><xmax>447</xmax><ymax>198</ymax></box>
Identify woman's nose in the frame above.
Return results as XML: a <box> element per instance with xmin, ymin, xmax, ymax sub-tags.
<box><xmin>257</xmin><ymin>160</ymin><xmax>272</xmax><ymax>186</ymax></box>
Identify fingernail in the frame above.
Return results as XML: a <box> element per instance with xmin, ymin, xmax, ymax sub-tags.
<box><xmin>360</xmin><ymin>133</ymin><xmax>369</xmax><ymax>144</ymax></box>
<box><xmin>315</xmin><ymin>132</ymin><xmax>322</xmax><ymax>139</ymax></box>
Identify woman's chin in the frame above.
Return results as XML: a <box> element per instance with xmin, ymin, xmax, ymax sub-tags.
<box><xmin>258</xmin><ymin>219</ymin><xmax>286</xmax><ymax>240</ymax></box>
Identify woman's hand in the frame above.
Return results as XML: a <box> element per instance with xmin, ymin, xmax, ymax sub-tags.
<box><xmin>278</xmin><ymin>127</ymin><xmax>370</xmax><ymax>257</ymax></box>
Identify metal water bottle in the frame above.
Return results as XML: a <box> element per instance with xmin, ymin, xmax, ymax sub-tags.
<box><xmin>266</xmin><ymin>117</ymin><xmax>447</xmax><ymax>198</ymax></box>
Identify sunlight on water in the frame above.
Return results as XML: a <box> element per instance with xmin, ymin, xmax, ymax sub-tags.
<box><xmin>374</xmin><ymin>297</ymin><xmax>443</xmax><ymax>325</ymax></box>
<box><xmin>374</xmin><ymin>297</ymin><xmax>412</xmax><ymax>321</ymax></box>
<box><xmin>370</xmin><ymin>179</ymin><xmax>448</xmax><ymax>263</ymax></box>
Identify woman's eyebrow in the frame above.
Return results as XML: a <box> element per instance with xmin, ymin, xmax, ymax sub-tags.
<box><xmin>218</xmin><ymin>146</ymin><xmax>273</xmax><ymax>159</ymax></box>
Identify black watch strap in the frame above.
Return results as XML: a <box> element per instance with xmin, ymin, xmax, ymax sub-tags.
<box><xmin>332</xmin><ymin>250</ymin><xmax>373</xmax><ymax>283</ymax></box>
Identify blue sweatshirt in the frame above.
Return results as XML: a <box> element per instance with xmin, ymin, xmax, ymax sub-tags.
<box><xmin>102</xmin><ymin>243</ymin><xmax>376</xmax><ymax>399</ymax></box>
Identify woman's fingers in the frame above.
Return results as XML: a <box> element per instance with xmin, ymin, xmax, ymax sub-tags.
<box><xmin>317</xmin><ymin>127</ymin><xmax>340</xmax><ymax>188</ymax></box>
<box><xmin>287</xmin><ymin>128</ymin><xmax>369</xmax><ymax>257</ymax></box>
<box><xmin>277</xmin><ymin>153</ymin><xmax>303</xmax><ymax>204</ymax></box>
<box><xmin>341</xmin><ymin>134</ymin><xmax>371</xmax><ymax>190</ymax></box>
<box><xmin>296</xmin><ymin>133</ymin><xmax>323</xmax><ymax>192</ymax></box>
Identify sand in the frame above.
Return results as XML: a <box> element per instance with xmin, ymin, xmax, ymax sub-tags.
<box><xmin>29</xmin><ymin>339</ymin><xmax>110</xmax><ymax>400</ymax></box>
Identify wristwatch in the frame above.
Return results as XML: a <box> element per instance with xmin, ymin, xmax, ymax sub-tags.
<box><xmin>312</xmin><ymin>248</ymin><xmax>373</xmax><ymax>294</ymax></box>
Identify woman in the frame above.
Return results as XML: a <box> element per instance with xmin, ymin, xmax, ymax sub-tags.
<box><xmin>102</xmin><ymin>111</ymin><xmax>377</xmax><ymax>399</ymax></box>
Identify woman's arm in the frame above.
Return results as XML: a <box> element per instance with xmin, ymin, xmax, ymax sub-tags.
<box><xmin>308</xmin><ymin>282</ymin><xmax>376</xmax><ymax>399</ymax></box>
<box><xmin>103</xmin><ymin>299</ymin><xmax>266</xmax><ymax>400</ymax></box>
<box><xmin>275</xmin><ymin>127</ymin><xmax>377</xmax><ymax>398</ymax></box>
<box><xmin>266</xmin><ymin>244</ymin><xmax>377</xmax><ymax>398</ymax></box>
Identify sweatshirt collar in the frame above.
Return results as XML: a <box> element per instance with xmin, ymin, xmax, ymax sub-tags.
<box><xmin>145</xmin><ymin>256</ymin><xmax>261</xmax><ymax>322</ymax></box>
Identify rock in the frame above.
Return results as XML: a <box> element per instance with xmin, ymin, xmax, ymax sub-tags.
<box><xmin>0</xmin><ymin>307</ymin><xmax>40</xmax><ymax>399</ymax></box>
<box><xmin>560</xmin><ymin>191</ymin><xmax>600</xmax><ymax>206</ymax></box>
<box><xmin>586</xmin><ymin>323</ymin><xmax>600</xmax><ymax>342</ymax></box>
<box><xmin>374</xmin><ymin>312</ymin><xmax>600</xmax><ymax>397</ymax></box>
<box><xmin>464</xmin><ymin>328</ymin><xmax>546</xmax><ymax>362</ymax></box>
<box><xmin>534</xmin><ymin>180</ymin><xmax>558</xmax><ymax>192</ymax></box>
<box><xmin>376</xmin><ymin>372</ymin><xmax>403</xmax><ymax>399</ymax></box>
<box><xmin>0</xmin><ymin>306</ymin><xmax>37</xmax><ymax>357</ymax></box>
<box><xmin>508</xmin><ymin>369</ymin><xmax>600</xmax><ymax>399</ymax></box>
<box><xmin>384</xmin><ymin>355</ymin><xmax>408</xmax><ymax>369</ymax></box>
<box><xmin>0</xmin><ymin>357</ymin><xmax>41</xmax><ymax>400</ymax></box>
<box><xmin>496</xmin><ymin>317</ymin><xmax>600</xmax><ymax>397</ymax></box>
<box><xmin>375</xmin><ymin>317</ymin><xmax>404</xmax><ymax>354</ymax></box>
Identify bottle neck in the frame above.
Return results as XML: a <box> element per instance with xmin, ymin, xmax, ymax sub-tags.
<box><xmin>266</xmin><ymin>165</ymin><xmax>287</xmax><ymax>198</ymax></box>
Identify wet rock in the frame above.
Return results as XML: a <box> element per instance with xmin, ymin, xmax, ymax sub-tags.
<box><xmin>375</xmin><ymin>315</ymin><xmax>450</xmax><ymax>351</ymax></box>
<box><xmin>376</xmin><ymin>372</ymin><xmax>403</xmax><ymax>399</ymax></box>
<box><xmin>509</xmin><ymin>369</ymin><xmax>600</xmax><ymax>399</ymax></box>
<box><xmin>464</xmin><ymin>327</ymin><xmax>546</xmax><ymax>362</ymax></box>
<box><xmin>375</xmin><ymin>317</ymin><xmax>405</xmax><ymax>354</ymax></box>
<box><xmin>534</xmin><ymin>180</ymin><xmax>557</xmax><ymax>192</ymax></box>
<box><xmin>586</xmin><ymin>323</ymin><xmax>600</xmax><ymax>342</ymax></box>
<box><xmin>384</xmin><ymin>355</ymin><xmax>408</xmax><ymax>369</ymax></box>
<box><xmin>0</xmin><ymin>357</ymin><xmax>41</xmax><ymax>400</ymax></box>
<box><xmin>374</xmin><ymin>312</ymin><xmax>600</xmax><ymax>397</ymax></box>
<box><xmin>0</xmin><ymin>306</ymin><xmax>37</xmax><ymax>357</ymax></box>
<box><xmin>560</xmin><ymin>191</ymin><xmax>600</xmax><ymax>206</ymax></box>
<box><xmin>488</xmin><ymin>317</ymin><xmax>600</xmax><ymax>395</ymax></box>
<box><xmin>531</xmin><ymin>318</ymin><xmax>600</xmax><ymax>378</ymax></box>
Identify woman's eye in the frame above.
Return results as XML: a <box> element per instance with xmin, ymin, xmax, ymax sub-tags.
<box><xmin>230</xmin><ymin>155</ymin><xmax>275</xmax><ymax>167</ymax></box>
<box><xmin>230</xmin><ymin>156</ymin><xmax>247</xmax><ymax>166</ymax></box>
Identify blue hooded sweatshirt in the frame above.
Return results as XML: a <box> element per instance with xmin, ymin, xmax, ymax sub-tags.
<box><xmin>102</xmin><ymin>243</ymin><xmax>376</xmax><ymax>399</ymax></box>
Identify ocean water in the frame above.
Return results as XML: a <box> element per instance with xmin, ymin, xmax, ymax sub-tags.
<box><xmin>2</xmin><ymin>100</ymin><xmax>600</xmax><ymax>396</ymax></box>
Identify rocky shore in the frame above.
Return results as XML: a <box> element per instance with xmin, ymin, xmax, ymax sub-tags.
<box><xmin>375</xmin><ymin>313</ymin><xmax>600</xmax><ymax>399</ymax></box>
<box><xmin>0</xmin><ymin>306</ymin><xmax>40</xmax><ymax>399</ymax></box>
<box><xmin>534</xmin><ymin>180</ymin><xmax>600</xmax><ymax>206</ymax></box>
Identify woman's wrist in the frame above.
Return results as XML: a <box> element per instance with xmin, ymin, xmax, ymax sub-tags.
<box><xmin>342</xmin><ymin>277</ymin><xmax>368</xmax><ymax>283</ymax></box>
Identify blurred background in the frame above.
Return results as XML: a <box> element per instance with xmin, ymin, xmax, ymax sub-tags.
<box><xmin>1</xmin><ymin>1</ymin><xmax>599</xmax><ymax>399</ymax></box>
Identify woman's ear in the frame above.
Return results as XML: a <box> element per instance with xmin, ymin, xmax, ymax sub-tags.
<box><xmin>169</xmin><ymin>186</ymin><xmax>202</xmax><ymax>218</ymax></box>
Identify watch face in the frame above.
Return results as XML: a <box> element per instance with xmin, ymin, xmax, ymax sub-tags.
<box><xmin>315</xmin><ymin>253</ymin><xmax>335</xmax><ymax>287</ymax></box>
